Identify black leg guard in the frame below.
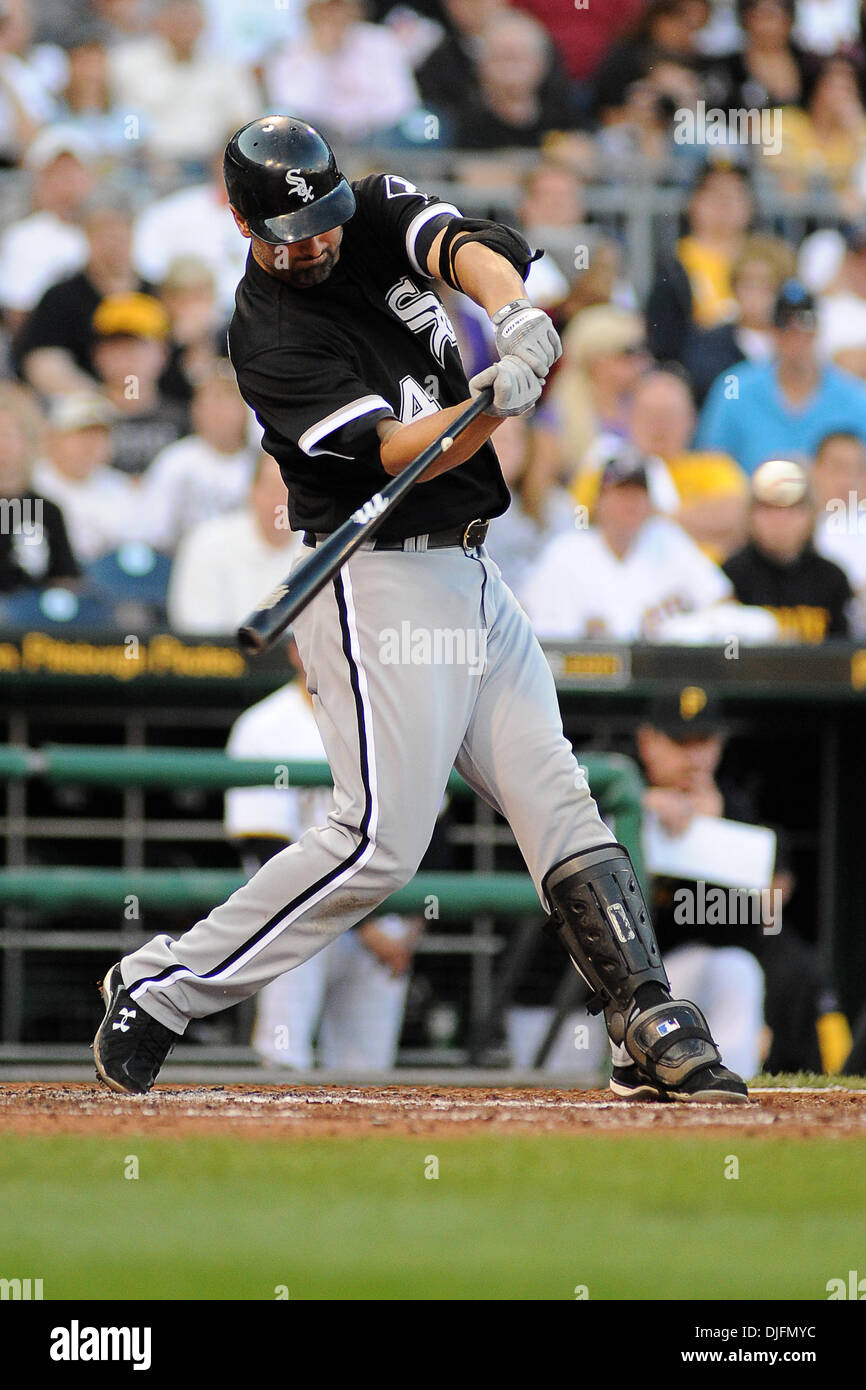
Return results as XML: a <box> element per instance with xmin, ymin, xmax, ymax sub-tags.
<box><xmin>542</xmin><ymin>842</ymin><xmax>670</xmax><ymax>1047</ymax></box>
<box><xmin>542</xmin><ymin>844</ymin><xmax>749</xmax><ymax>1102</ymax></box>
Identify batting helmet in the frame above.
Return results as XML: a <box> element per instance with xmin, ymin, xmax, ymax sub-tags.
<box><xmin>223</xmin><ymin>115</ymin><xmax>356</xmax><ymax>245</ymax></box>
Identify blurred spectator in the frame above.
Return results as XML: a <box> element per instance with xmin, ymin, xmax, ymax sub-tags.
<box><xmin>521</xmin><ymin>444</ymin><xmax>733</xmax><ymax>641</ymax></box>
<box><xmin>549</xmin><ymin>304</ymin><xmax>649</xmax><ymax>474</ymax></box>
<box><xmin>514</xmin><ymin>0</ymin><xmax>644</xmax><ymax>85</ymax></box>
<box><xmin>816</xmin><ymin>221</ymin><xmax>866</xmax><ymax>376</ymax></box>
<box><xmin>793</xmin><ymin>0</ymin><xmax>861</xmax><ymax>55</ymax></box>
<box><xmin>167</xmin><ymin>453</ymin><xmax>302</xmax><ymax>634</ymax></box>
<box><xmin>13</xmin><ymin>189</ymin><xmax>147</xmax><ymax>397</ymax></box>
<box><xmin>629</xmin><ymin>368</ymin><xmax>749</xmax><ymax>559</ymax></box>
<box><xmin>142</xmin><ymin>368</ymin><xmax>256</xmax><ymax>552</ymax></box>
<box><xmin>684</xmin><ymin>233</ymin><xmax>796</xmax><ymax>403</ymax></box>
<box><xmin>31</xmin><ymin>393</ymin><xmax>139</xmax><ymax>564</ymax></box>
<box><xmin>132</xmin><ymin>142</ymin><xmax>249</xmax><ymax>317</ymax></box>
<box><xmin>636</xmin><ymin>692</ymin><xmax>765</xmax><ymax>1079</ymax></box>
<box><xmin>0</xmin><ymin>0</ymin><xmax>57</xmax><ymax>164</ymax></box>
<box><xmin>265</xmin><ymin>0</ymin><xmax>420</xmax><ymax>144</ymax></box>
<box><xmin>555</xmin><ymin>238</ymin><xmax>638</xmax><ymax>324</ymax></box>
<box><xmin>52</xmin><ymin>26</ymin><xmax>138</xmax><ymax>158</ymax></box>
<box><xmin>452</xmin><ymin>8</ymin><xmax>581</xmax><ymax>149</ymax></box>
<box><xmin>90</xmin><ymin>292</ymin><xmax>189</xmax><ymax>478</ymax></box>
<box><xmin>200</xmin><ymin>0</ymin><xmax>304</xmax><ymax>64</ymax></box>
<box><xmin>696</xmin><ymin>280</ymin><xmax>866</xmax><ymax>472</ymax></box>
<box><xmin>722</xmin><ymin>457</ymin><xmax>853</xmax><ymax>639</ymax></box>
<box><xmin>92</xmin><ymin>0</ymin><xmax>150</xmax><ymax>42</ymax></box>
<box><xmin>516</xmin><ymin>159</ymin><xmax>600</xmax><ymax>286</ymax></box>
<box><xmin>0</xmin><ymin>381</ymin><xmax>78</xmax><ymax>593</ymax></box>
<box><xmin>108</xmin><ymin>0</ymin><xmax>260</xmax><ymax>170</ymax></box>
<box><xmin>0</xmin><ymin>126</ymin><xmax>97</xmax><ymax>327</ymax></box>
<box><xmin>711</xmin><ymin>0</ymin><xmax>810</xmax><ymax>109</ymax></box>
<box><xmin>766</xmin><ymin>53</ymin><xmax>866</xmax><ymax>213</ymax></box>
<box><xmin>484</xmin><ymin>415</ymin><xmax>574</xmax><ymax>593</ymax></box>
<box><xmin>595</xmin><ymin>73</ymin><xmax>689</xmax><ymax>173</ymax></box>
<box><xmin>593</xmin><ymin>0</ymin><xmax>707</xmax><ymax>123</ymax></box>
<box><xmin>647</xmin><ymin>160</ymin><xmax>753</xmax><ymax>365</ymax></box>
<box><xmin>157</xmin><ymin>255</ymin><xmax>229</xmax><ymax>403</ymax></box>
<box><xmin>413</xmin><ymin>0</ymin><xmax>508</xmax><ymax>124</ymax></box>
<box><xmin>811</xmin><ymin>431</ymin><xmax>866</xmax><ymax>608</ymax></box>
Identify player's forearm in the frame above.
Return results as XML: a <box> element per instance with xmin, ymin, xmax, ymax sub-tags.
<box><xmin>378</xmin><ymin>400</ymin><xmax>501</xmax><ymax>479</ymax></box>
<box><xmin>449</xmin><ymin>240</ymin><xmax>528</xmax><ymax>318</ymax></box>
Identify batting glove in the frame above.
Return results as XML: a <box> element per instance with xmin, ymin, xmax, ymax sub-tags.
<box><xmin>491</xmin><ymin>298</ymin><xmax>562</xmax><ymax>378</ymax></box>
<box><xmin>469</xmin><ymin>355</ymin><xmax>543</xmax><ymax>417</ymax></box>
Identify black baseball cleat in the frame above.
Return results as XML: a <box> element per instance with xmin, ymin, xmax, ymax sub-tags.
<box><xmin>610</xmin><ymin>1061</ymin><xmax>748</xmax><ymax>1104</ymax></box>
<box><xmin>609</xmin><ymin>1063</ymin><xmax>667</xmax><ymax>1101</ymax></box>
<box><xmin>93</xmin><ymin>963</ymin><xmax>177</xmax><ymax>1094</ymax></box>
<box><xmin>610</xmin><ymin>1000</ymin><xmax>750</xmax><ymax>1104</ymax></box>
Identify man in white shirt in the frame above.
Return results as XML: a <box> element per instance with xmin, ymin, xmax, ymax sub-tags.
<box><xmin>108</xmin><ymin>0</ymin><xmax>261</xmax><ymax>167</ymax></box>
<box><xmin>142</xmin><ymin>369</ymin><xmax>257</xmax><ymax>551</ymax></box>
<box><xmin>0</xmin><ymin>126</ymin><xmax>96</xmax><ymax>323</ymax></box>
<box><xmin>32</xmin><ymin>392</ymin><xmax>140</xmax><ymax>564</ymax></box>
<box><xmin>132</xmin><ymin>147</ymin><xmax>249</xmax><ymax>316</ymax></box>
<box><xmin>226</xmin><ymin>650</ymin><xmax>420</xmax><ymax>1071</ymax></box>
<box><xmin>521</xmin><ymin>446</ymin><xmax>733</xmax><ymax>641</ymax></box>
<box><xmin>264</xmin><ymin>0</ymin><xmax>420</xmax><ymax>143</ymax></box>
<box><xmin>167</xmin><ymin>452</ymin><xmax>303</xmax><ymax>633</ymax></box>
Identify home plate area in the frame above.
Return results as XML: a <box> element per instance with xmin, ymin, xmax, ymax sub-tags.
<box><xmin>1</xmin><ymin>1082</ymin><xmax>865</xmax><ymax>1139</ymax></box>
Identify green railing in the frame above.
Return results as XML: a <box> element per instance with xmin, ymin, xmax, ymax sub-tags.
<box><xmin>0</xmin><ymin>746</ymin><xmax>646</xmax><ymax>909</ymax></box>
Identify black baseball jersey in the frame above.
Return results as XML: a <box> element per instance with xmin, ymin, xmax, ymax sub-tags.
<box><xmin>227</xmin><ymin>173</ymin><xmax>511</xmax><ymax>540</ymax></box>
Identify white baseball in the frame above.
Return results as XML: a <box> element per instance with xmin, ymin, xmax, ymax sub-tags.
<box><xmin>753</xmin><ymin>458</ymin><xmax>807</xmax><ymax>505</ymax></box>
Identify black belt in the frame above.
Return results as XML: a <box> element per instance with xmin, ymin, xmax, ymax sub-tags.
<box><xmin>303</xmin><ymin>519</ymin><xmax>489</xmax><ymax>552</ymax></box>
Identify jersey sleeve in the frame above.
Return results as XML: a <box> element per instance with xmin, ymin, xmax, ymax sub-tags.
<box><xmin>353</xmin><ymin>173</ymin><xmax>461</xmax><ymax>279</ymax></box>
<box><xmin>237</xmin><ymin>342</ymin><xmax>395</xmax><ymax>461</ymax></box>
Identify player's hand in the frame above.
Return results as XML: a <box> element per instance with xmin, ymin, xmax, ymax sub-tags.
<box><xmin>469</xmin><ymin>355</ymin><xmax>543</xmax><ymax>417</ymax></box>
<box><xmin>492</xmin><ymin>299</ymin><xmax>562</xmax><ymax>378</ymax></box>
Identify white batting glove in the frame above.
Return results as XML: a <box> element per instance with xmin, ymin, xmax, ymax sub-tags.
<box><xmin>469</xmin><ymin>355</ymin><xmax>543</xmax><ymax>417</ymax></box>
<box><xmin>491</xmin><ymin>298</ymin><xmax>562</xmax><ymax>379</ymax></box>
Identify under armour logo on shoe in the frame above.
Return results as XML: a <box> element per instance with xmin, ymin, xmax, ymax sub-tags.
<box><xmin>285</xmin><ymin>169</ymin><xmax>315</xmax><ymax>203</ymax></box>
<box><xmin>113</xmin><ymin>1008</ymin><xmax>137</xmax><ymax>1033</ymax></box>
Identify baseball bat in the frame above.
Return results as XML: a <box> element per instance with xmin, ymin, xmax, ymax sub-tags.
<box><xmin>237</xmin><ymin>386</ymin><xmax>494</xmax><ymax>655</ymax></box>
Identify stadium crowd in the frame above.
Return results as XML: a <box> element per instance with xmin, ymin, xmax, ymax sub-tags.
<box><xmin>1</xmin><ymin>0</ymin><xmax>866</xmax><ymax>641</ymax></box>
<box><xmin>1</xmin><ymin>0</ymin><xmax>865</xmax><ymax>1074</ymax></box>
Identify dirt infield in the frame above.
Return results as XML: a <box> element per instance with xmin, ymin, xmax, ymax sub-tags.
<box><xmin>2</xmin><ymin>1081</ymin><xmax>865</xmax><ymax>1140</ymax></box>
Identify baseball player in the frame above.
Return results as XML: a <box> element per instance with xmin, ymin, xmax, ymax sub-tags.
<box><xmin>94</xmin><ymin>115</ymin><xmax>747</xmax><ymax>1104</ymax></box>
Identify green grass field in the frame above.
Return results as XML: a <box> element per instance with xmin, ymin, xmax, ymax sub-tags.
<box><xmin>1</xmin><ymin>1131</ymin><xmax>864</xmax><ymax>1300</ymax></box>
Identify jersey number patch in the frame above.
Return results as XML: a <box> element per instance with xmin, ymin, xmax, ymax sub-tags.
<box><xmin>398</xmin><ymin>376</ymin><xmax>441</xmax><ymax>424</ymax></box>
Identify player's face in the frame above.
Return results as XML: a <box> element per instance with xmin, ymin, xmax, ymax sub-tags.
<box><xmin>255</xmin><ymin>227</ymin><xmax>343</xmax><ymax>288</ymax></box>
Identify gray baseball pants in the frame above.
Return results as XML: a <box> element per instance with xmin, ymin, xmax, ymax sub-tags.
<box><xmin>122</xmin><ymin>544</ymin><xmax>614</xmax><ymax>1032</ymax></box>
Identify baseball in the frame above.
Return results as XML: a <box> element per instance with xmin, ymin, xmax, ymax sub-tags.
<box><xmin>752</xmin><ymin>458</ymin><xmax>808</xmax><ymax>506</ymax></box>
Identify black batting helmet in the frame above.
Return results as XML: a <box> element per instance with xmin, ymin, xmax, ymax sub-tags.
<box><xmin>223</xmin><ymin>115</ymin><xmax>356</xmax><ymax>245</ymax></box>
